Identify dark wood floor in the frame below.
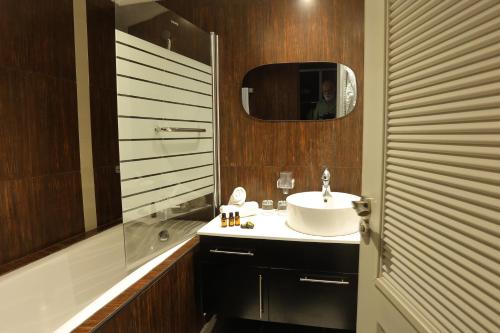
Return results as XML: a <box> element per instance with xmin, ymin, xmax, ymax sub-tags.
<box><xmin>212</xmin><ymin>318</ymin><xmax>354</xmax><ymax>333</ymax></box>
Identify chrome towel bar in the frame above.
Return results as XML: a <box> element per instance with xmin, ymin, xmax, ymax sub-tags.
<box><xmin>155</xmin><ymin>127</ymin><xmax>206</xmax><ymax>133</ymax></box>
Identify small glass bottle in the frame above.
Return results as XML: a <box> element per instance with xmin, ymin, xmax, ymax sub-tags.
<box><xmin>229</xmin><ymin>212</ymin><xmax>235</xmax><ymax>227</ymax></box>
<box><xmin>221</xmin><ymin>213</ymin><xmax>227</xmax><ymax>228</ymax></box>
<box><xmin>235</xmin><ymin>211</ymin><xmax>240</xmax><ymax>226</ymax></box>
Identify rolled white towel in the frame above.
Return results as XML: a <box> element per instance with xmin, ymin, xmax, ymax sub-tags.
<box><xmin>220</xmin><ymin>201</ymin><xmax>259</xmax><ymax>218</ymax></box>
<box><xmin>228</xmin><ymin>187</ymin><xmax>246</xmax><ymax>206</ymax></box>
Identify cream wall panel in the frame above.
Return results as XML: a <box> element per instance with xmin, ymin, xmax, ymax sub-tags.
<box><xmin>390</xmin><ymin>42</ymin><xmax>500</xmax><ymax>87</ymax></box>
<box><xmin>390</xmin><ymin>2</ymin><xmax>500</xmax><ymax>62</ymax></box>
<box><xmin>389</xmin><ymin>68</ymin><xmax>500</xmax><ymax>103</ymax></box>
<box><xmin>388</xmin><ymin>1</ymin><xmax>454</xmax><ymax>39</ymax></box>
<box><xmin>387</xmin><ymin>157</ymin><xmax>500</xmax><ymax>185</ymax></box>
<box><xmin>388</xmin><ymin>120</ymin><xmax>500</xmax><ymax>134</ymax></box>
<box><xmin>387</xmin><ymin>142</ymin><xmax>500</xmax><ymax>158</ymax></box>
<box><xmin>388</xmin><ymin>108</ymin><xmax>500</xmax><ymax>126</ymax></box>
<box><xmin>387</xmin><ymin>95</ymin><xmax>500</xmax><ymax>118</ymax></box>
<box><xmin>385</xmin><ymin>186</ymin><xmax>499</xmax><ymax>249</ymax></box>
<box><xmin>378</xmin><ymin>1</ymin><xmax>500</xmax><ymax>332</ymax></box>
<box><xmin>387</xmin><ymin>164</ymin><xmax>500</xmax><ymax>198</ymax></box>
<box><xmin>389</xmin><ymin>56</ymin><xmax>500</xmax><ymax>94</ymax></box>
<box><xmin>390</xmin><ymin>30</ymin><xmax>500</xmax><ymax>79</ymax></box>
<box><xmin>388</xmin><ymin>81</ymin><xmax>500</xmax><ymax>111</ymax></box>
<box><xmin>388</xmin><ymin>134</ymin><xmax>500</xmax><ymax>146</ymax></box>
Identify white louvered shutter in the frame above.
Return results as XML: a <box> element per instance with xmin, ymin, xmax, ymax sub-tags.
<box><xmin>380</xmin><ymin>1</ymin><xmax>500</xmax><ymax>332</ymax></box>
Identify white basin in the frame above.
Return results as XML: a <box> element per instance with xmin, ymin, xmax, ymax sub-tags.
<box><xmin>286</xmin><ymin>191</ymin><xmax>360</xmax><ymax>236</ymax></box>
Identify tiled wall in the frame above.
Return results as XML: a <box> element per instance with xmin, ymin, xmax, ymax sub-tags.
<box><xmin>0</xmin><ymin>0</ymin><xmax>85</xmax><ymax>265</ymax></box>
<box><xmin>86</xmin><ymin>0</ymin><xmax>122</xmax><ymax>227</ymax></box>
<box><xmin>0</xmin><ymin>0</ymin><xmax>120</xmax><ymax>268</ymax></box>
<box><xmin>163</xmin><ymin>0</ymin><xmax>364</xmax><ymax>204</ymax></box>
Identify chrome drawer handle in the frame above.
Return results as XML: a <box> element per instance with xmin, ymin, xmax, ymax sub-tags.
<box><xmin>258</xmin><ymin>274</ymin><xmax>263</xmax><ymax>319</ymax></box>
<box><xmin>155</xmin><ymin>127</ymin><xmax>206</xmax><ymax>133</ymax></box>
<box><xmin>299</xmin><ymin>277</ymin><xmax>350</xmax><ymax>285</ymax></box>
<box><xmin>209</xmin><ymin>249</ymin><xmax>254</xmax><ymax>256</ymax></box>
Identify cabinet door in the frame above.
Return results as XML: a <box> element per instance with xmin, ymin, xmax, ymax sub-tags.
<box><xmin>202</xmin><ymin>263</ymin><xmax>267</xmax><ymax>321</ymax></box>
<box><xmin>269</xmin><ymin>268</ymin><xmax>357</xmax><ymax>330</ymax></box>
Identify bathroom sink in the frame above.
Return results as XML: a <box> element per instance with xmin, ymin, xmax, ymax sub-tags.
<box><xmin>286</xmin><ymin>191</ymin><xmax>360</xmax><ymax>236</ymax></box>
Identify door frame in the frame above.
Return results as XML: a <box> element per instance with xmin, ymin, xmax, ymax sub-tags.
<box><xmin>356</xmin><ymin>0</ymin><xmax>387</xmax><ymax>330</ymax></box>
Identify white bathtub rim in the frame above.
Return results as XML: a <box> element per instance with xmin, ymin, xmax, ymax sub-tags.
<box><xmin>0</xmin><ymin>225</ymin><xmax>124</xmax><ymax>283</ymax></box>
<box><xmin>54</xmin><ymin>238</ymin><xmax>191</xmax><ymax>333</ymax></box>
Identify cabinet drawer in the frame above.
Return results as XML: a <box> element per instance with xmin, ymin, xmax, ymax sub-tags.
<box><xmin>200</xmin><ymin>236</ymin><xmax>359</xmax><ymax>272</ymax></box>
<box><xmin>267</xmin><ymin>241</ymin><xmax>359</xmax><ymax>273</ymax></box>
<box><xmin>200</xmin><ymin>236</ymin><xmax>267</xmax><ymax>266</ymax></box>
<box><xmin>268</xmin><ymin>268</ymin><xmax>357</xmax><ymax>330</ymax></box>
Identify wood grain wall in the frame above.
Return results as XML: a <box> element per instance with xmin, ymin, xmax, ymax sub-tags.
<box><xmin>75</xmin><ymin>238</ymin><xmax>203</xmax><ymax>333</ymax></box>
<box><xmin>163</xmin><ymin>0</ymin><xmax>364</xmax><ymax>204</ymax></box>
<box><xmin>86</xmin><ymin>0</ymin><xmax>122</xmax><ymax>227</ymax></box>
<box><xmin>0</xmin><ymin>0</ymin><xmax>85</xmax><ymax>266</ymax></box>
<box><xmin>0</xmin><ymin>0</ymin><xmax>121</xmax><ymax>269</ymax></box>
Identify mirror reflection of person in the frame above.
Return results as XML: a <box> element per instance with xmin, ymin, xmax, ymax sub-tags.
<box><xmin>311</xmin><ymin>80</ymin><xmax>336</xmax><ymax>120</ymax></box>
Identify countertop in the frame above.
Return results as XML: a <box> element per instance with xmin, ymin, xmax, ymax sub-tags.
<box><xmin>197</xmin><ymin>210</ymin><xmax>360</xmax><ymax>244</ymax></box>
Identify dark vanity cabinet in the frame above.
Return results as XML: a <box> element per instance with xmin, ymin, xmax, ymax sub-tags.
<box><xmin>199</xmin><ymin>236</ymin><xmax>359</xmax><ymax>330</ymax></box>
<box><xmin>200</xmin><ymin>237</ymin><xmax>269</xmax><ymax>321</ymax></box>
<box><xmin>202</xmin><ymin>263</ymin><xmax>268</xmax><ymax>321</ymax></box>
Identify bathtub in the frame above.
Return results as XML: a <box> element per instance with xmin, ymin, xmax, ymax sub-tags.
<box><xmin>0</xmin><ymin>219</ymin><xmax>205</xmax><ymax>333</ymax></box>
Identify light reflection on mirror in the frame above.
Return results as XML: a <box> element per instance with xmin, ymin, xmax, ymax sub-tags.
<box><xmin>241</xmin><ymin>62</ymin><xmax>357</xmax><ymax>121</ymax></box>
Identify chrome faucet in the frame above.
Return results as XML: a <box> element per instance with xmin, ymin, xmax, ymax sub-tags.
<box><xmin>321</xmin><ymin>167</ymin><xmax>332</xmax><ymax>202</ymax></box>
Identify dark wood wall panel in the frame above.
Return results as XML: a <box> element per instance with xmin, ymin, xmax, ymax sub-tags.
<box><xmin>164</xmin><ymin>0</ymin><xmax>364</xmax><ymax>203</ymax></box>
<box><xmin>0</xmin><ymin>0</ymin><xmax>76</xmax><ymax>80</ymax></box>
<box><xmin>86</xmin><ymin>0</ymin><xmax>122</xmax><ymax>227</ymax></box>
<box><xmin>86</xmin><ymin>0</ymin><xmax>117</xmax><ymax>92</ymax></box>
<box><xmin>95</xmin><ymin>251</ymin><xmax>201</xmax><ymax>333</ymax></box>
<box><xmin>75</xmin><ymin>239</ymin><xmax>203</xmax><ymax>333</ymax></box>
<box><xmin>0</xmin><ymin>0</ymin><xmax>85</xmax><ymax>266</ymax></box>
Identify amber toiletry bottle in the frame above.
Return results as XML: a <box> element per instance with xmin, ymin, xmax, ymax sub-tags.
<box><xmin>221</xmin><ymin>213</ymin><xmax>227</xmax><ymax>228</ymax></box>
<box><xmin>229</xmin><ymin>212</ymin><xmax>235</xmax><ymax>227</ymax></box>
<box><xmin>235</xmin><ymin>211</ymin><xmax>240</xmax><ymax>226</ymax></box>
